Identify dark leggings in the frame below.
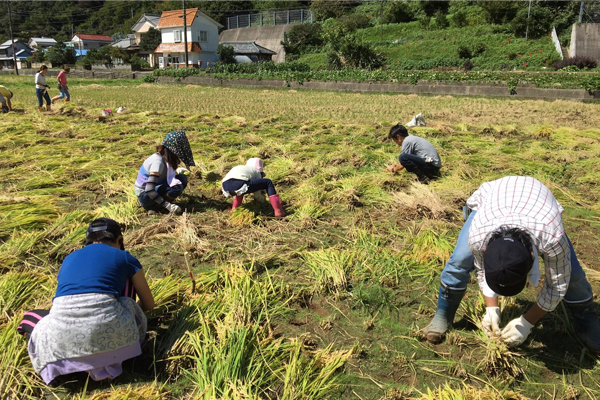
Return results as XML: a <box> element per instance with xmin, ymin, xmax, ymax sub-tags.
<box><xmin>399</xmin><ymin>153</ymin><xmax>440</xmax><ymax>177</ymax></box>
<box><xmin>222</xmin><ymin>178</ymin><xmax>276</xmax><ymax>197</ymax></box>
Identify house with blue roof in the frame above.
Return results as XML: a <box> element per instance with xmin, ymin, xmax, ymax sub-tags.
<box><xmin>0</xmin><ymin>39</ymin><xmax>33</xmax><ymax>69</ymax></box>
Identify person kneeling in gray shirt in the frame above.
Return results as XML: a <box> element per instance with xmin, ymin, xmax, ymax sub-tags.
<box><xmin>387</xmin><ymin>124</ymin><xmax>441</xmax><ymax>183</ymax></box>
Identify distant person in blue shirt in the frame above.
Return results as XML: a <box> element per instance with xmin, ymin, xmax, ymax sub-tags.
<box><xmin>386</xmin><ymin>124</ymin><xmax>442</xmax><ymax>183</ymax></box>
<box><xmin>23</xmin><ymin>218</ymin><xmax>155</xmax><ymax>386</ymax></box>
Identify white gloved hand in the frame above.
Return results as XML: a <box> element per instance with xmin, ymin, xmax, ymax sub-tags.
<box><xmin>176</xmin><ymin>167</ymin><xmax>190</xmax><ymax>175</ymax></box>
<box><xmin>164</xmin><ymin>202</ymin><xmax>182</xmax><ymax>215</ymax></box>
<box><xmin>501</xmin><ymin>316</ymin><xmax>534</xmax><ymax>347</ymax></box>
<box><xmin>481</xmin><ymin>307</ymin><xmax>501</xmax><ymax>337</ymax></box>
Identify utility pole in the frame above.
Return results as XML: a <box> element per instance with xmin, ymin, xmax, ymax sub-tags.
<box><xmin>579</xmin><ymin>1</ymin><xmax>584</xmax><ymax>23</ymax></box>
<box><xmin>6</xmin><ymin>0</ymin><xmax>19</xmax><ymax>75</ymax></box>
<box><xmin>182</xmin><ymin>0</ymin><xmax>189</xmax><ymax>68</ymax></box>
<box><xmin>525</xmin><ymin>0</ymin><xmax>532</xmax><ymax>40</ymax></box>
<box><xmin>380</xmin><ymin>0</ymin><xmax>383</xmax><ymax>43</ymax></box>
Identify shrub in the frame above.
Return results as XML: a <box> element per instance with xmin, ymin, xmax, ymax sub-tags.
<box><xmin>449</xmin><ymin>9</ymin><xmax>468</xmax><ymax>28</ymax></box>
<box><xmin>217</xmin><ymin>44</ymin><xmax>236</xmax><ymax>64</ymax></box>
<box><xmin>282</xmin><ymin>23</ymin><xmax>324</xmax><ymax>56</ymax></box>
<box><xmin>552</xmin><ymin>56</ymin><xmax>597</xmax><ymax>71</ymax></box>
<box><xmin>458</xmin><ymin>46</ymin><xmax>472</xmax><ymax>60</ymax></box>
<box><xmin>431</xmin><ymin>11</ymin><xmax>449</xmax><ymax>30</ymax></box>
<box><xmin>129</xmin><ymin>55</ymin><xmax>150</xmax><ymax>71</ymax></box>
<box><xmin>463</xmin><ymin>60</ymin><xmax>474</xmax><ymax>72</ymax></box>
<box><xmin>327</xmin><ymin>39</ymin><xmax>385</xmax><ymax>70</ymax></box>
<box><xmin>143</xmin><ymin>75</ymin><xmax>156</xmax><ymax>83</ymax></box>
<box><xmin>339</xmin><ymin>14</ymin><xmax>372</xmax><ymax>31</ymax></box>
<box><xmin>384</xmin><ymin>0</ymin><xmax>421</xmax><ymax>24</ymax></box>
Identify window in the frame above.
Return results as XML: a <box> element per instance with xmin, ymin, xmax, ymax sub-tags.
<box><xmin>174</xmin><ymin>30</ymin><xmax>181</xmax><ymax>43</ymax></box>
<box><xmin>199</xmin><ymin>31</ymin><xmax>207</xmax><ymax>42</ymax></box>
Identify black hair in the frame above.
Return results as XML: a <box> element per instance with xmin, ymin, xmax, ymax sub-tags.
<box><xmin>156</xmin><ymin>144</ymin><xmax>180</xmax><ymax>170</ymax></box>
<box><xmin>85</xmin><ymin>218</ymin><xmax>124</xmax><ymax>249</ymax></box>
<box><xmin>488</xmin><ymin>227</ymin><xmax>533</xmax><ymax>255</ymax></box>
<box><xmin>388</xmin><ymin>124</ymin><xmax>408</xmax><ymax>140</ymax></box>
<box><xmin>38</xmin><ymin>65</ymin><xmax>48</xmax><ymax>72</ymax></box>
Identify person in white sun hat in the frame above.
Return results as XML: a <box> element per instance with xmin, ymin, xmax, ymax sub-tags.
<box><xmin>222</xmin><ymin>157</ymin><xmax>285</xmax><ymax>218</ymax></box>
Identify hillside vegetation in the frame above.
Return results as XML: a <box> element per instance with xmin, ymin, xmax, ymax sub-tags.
<box><xmin>1</xmin><ymin>76</ymin><xmax>600</xmax><ymax>399</ymax></box>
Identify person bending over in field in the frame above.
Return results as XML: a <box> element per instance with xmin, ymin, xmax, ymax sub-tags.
<box><xmin>21</xmin><ymin>218</ymin><xmax>154</xmax><ymax>386</ymax></box>
<box><xmin>423</xmin><ymin>176</ymin><xmax>600</xmax><ymax>355</ymax></box>
<box><xmin>135</xmin><ymin>130</ymin><xmax>195</xmax><ymax>215</ymax></box>
<box><xmin>51</xmin><ymin>65</ymin><xmax>70</xmax><ymax>104</ymax></box>
<box><xmin>0</xmin><ymin>84</ymin><xmax>14</xmax><ymax>113</ymax></box>
<box><xmin>222</xmin><ymin>157</ymin><xmax>286</xmax><ymax>218</ymax></box>
<box><xmin>386</xmin><ymin>124</ymin><xmax>441</xmax><ymax>183</ymax></box>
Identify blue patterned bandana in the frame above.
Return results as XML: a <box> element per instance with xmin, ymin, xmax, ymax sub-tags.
<box><xmin>162</xmin><ymin>130</ymin><xmax>195</xmax><ymax>168</ymax></box>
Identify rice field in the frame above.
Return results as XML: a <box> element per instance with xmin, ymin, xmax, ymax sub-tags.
<box><xmin>1</xmin><ymin>75</ymin><xmax>600</xmax><ymax>399</ymax></box>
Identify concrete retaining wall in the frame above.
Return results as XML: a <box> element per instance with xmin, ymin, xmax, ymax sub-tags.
<box><xmin>0</xmin><ymin>69</ymin><xmax>151</xmax><ymax>79</ymax></box>
<box><xmin>219</xmin><ymin>25</ymin><xmax>293</xmax><ymax>63</ymax></box>
<box><xmin>570</xmin><ymin>23</ymin><xmax>600</xmax><ymax>63</ymax></box>
<box><xmin>155</xmin><ymin>75</ymin><xmax>600</xmax><ymax>101</ymax></box>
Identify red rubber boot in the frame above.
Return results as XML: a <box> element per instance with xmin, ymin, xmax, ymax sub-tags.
<box><xmin>268</xmin><ymin>194</ymin><xmax>286</xmax><ymax>218</ymax></box>
<box><xmin>231</xmin><ymin>195</ymin><xmax>244</xmax><ymax>212</ymax></box>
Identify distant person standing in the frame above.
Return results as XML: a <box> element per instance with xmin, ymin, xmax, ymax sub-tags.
<box><xmin>387</xmin><ymin>124</ymin><xmax>442</xmax><ymax>183</ymax></box>
<box><xmin>52</xmin><ymin>65</ymin><xmax>70</xmax><ymax>104</ymax></box>
<box><xmin>35</xmin><ymin>65</ymin><xmax>52</xmax><ymax>112</ymax></box>
<box><xmin>0</xmin><ymin>84</ymin><xmax>13</xmax><ymax>113</ymax></box>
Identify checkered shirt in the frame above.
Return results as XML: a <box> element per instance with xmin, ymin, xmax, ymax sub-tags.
<box><xmin>467</xmin><ymin>176</ymin><xmax>570</xmax><ymax>312</ymax></box>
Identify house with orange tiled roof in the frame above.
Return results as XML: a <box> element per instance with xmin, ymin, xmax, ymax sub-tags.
<box><xmin>154</xmin><ymin>8</ymin><xmax>223</xmax><ymax>68</ymax></box>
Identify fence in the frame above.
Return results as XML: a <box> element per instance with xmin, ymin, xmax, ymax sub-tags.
<box><xmin>227</xmin><ymin>9</ymin><xmax>312</xmax><ymax>30</ymax></box>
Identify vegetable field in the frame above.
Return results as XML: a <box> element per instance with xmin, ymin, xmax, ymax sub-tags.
<box><xmin>1</xmin><ymin>76</ymin><xmax>600</xmax><ymax>400</ymax></box>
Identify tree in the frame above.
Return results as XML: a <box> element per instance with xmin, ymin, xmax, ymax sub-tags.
<box><xmin>217</xmin><ymin>44</ymin><xmax>236</xmax><ymax>64</ymax></box>
<box><xmin>140</xmin><ymin>27</ymin><xmax>161</xmax><ymax>52</ymax></box>
<box><xmin>46</xmin><ymin>42</ymin><xmax>67</xmax><ymax>67</ymax></box>
<box><xmin>32</xmin><ymin>46</ymin><xmax>47</xmax><ymax>63</ymax></box>
<box><xmin>510</xmin><ymin>6</ymin><xmax>553</xmax><ymax>39</ymax></box>
<box><xmin>281</xmin><ymin>23</ymin><xmax>323</xmax><ymax>56</ymax></box>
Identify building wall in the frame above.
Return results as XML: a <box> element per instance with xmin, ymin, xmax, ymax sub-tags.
<box><xmin>219</xmin><ymin>25</ymin><xmax>292</xmax><ymax>63</ymax></box>
<box><xmin>570</xmin><ymin>23</ymin><xmax>600</xmax><ymax>63</ymax></box>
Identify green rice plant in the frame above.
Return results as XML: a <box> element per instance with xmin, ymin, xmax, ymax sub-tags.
<box><xmin>292</xmin><ymin>196</ymin><xmax>329</xmax><ymax>229</ymax></box>
<box><xmin>0</xmin><ymin>230</ymin><xmax>45</xmax><ymax>269</ymax></box>
<box><xmin>0</xmin><ymin>199</ymin><xmax>60</xmax><ymax>240</ymax></box>
<box><xmin>183</xmin><ymin>314</ymin><xmax>288</xmax><ymax>399</ymax></box>
<box><xmin>148</xmin><ymin>274</ymin><xmax>189</xmax><ymax>317</ymax></box>
<box><xmin>405</xmin><ymin>224</ymin><xmax>454</xmax><ymax>266</ymax></box>
<box><xmin>477</xmin><ymin>332</ymin><xmax>524</xmax><ymax>381</ymax></box>
<box><xmin>0</xmin><ymin>320</ymin><xmax>43</xmax><ymax>399</ymax></box>
<box><xmin>94</xmin><ymin>187</ymin><xmax>140</xmax><ymax>226</ymax></box>
<box><xmin>80</xmin><ymin>383</ymin><xmax>168</xmax><ymax>400</ymax></box>
<box><xmin>43</xmin><ymin>211</ymin><xmax>93</xmax><ymax>260</ymax></box>
<box><xmin>229</xmin><ymin>207</ymin><xmax>258</xmax><ymax>226</ymax></box>
<box><xmin>0</xmin><ymin>271</ymin><xmax>52</xmax><ymax>323</ymax></box>
<box><xmin>279</xmin><ymin>341</ymin><xmax>355</xmax><ymax>400</ymax></box>
<box><xmin>303</xmin><ymin>248</ymin><xmax>359</xmax><ymax>294</ymax></box>
<box><xmin>415</xmin><ymin>383</ymin><xmax>529</xmax><ymax>400</ymax></box>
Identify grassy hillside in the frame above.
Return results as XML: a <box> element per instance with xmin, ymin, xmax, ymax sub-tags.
<box><xmin>297</xmin><ymin>23</ymin><xmax>561</xmax><ymax>71</ymax></box>
<box><xmin>1</xmin><ymin>76</ymin><xmax>600</xmax><ymax>399</ymax></box>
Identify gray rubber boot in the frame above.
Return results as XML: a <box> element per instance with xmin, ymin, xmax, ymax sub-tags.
<box><xmin>424</xmin><ymin>285</ymin><xmax>466</xmax><ymax>344</ymax></box>
<box><xmin>567</xmin><ymin>300</ymin><xmax>600</xmax><ymax>356</ymax></box>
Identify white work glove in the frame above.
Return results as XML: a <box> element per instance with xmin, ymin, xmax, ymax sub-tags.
<box><xmin>481</xmin><ymin>307</ymin><xmax>501</xmax><ymax>337</ymax></box>
<box><xmin>501</xmin><ymin>316</ymin><xmax>534</xmax><ymax>348</ymax></box>
<box><xmin>164</xmin><ymin>202</ymin><xmax>182</xmax><ymax>215</ymax></box>
<box><xmin>176</xmin><ymin>167</ymin><xmax>190</xmax><ymax>175</ymax></box>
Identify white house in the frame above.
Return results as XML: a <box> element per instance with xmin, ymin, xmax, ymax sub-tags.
<box><xmin>68</xmin><ymin>33</ymin><xmax>113</xmax><ymax>59</ymax></box>
<box><xmin>28</xmin><ymin>37</ymin><xmax>57</xmax><ymax>52</ymax></box>
<box><xmin>154</xmin><ymin>8</ymin><xmax>223</xmax><ymax>68</ymax></box>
